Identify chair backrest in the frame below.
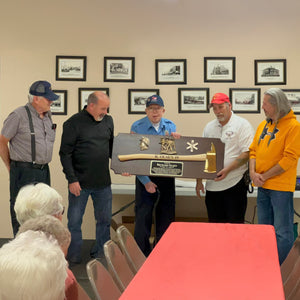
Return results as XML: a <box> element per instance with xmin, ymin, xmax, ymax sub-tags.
<box><xmin>77</xmin><ymin>282</ymin><xmax>91</xmax><ymax>300</ymax></box>
<box><xmin>104</xmin><ymin>240</ymin><xmax>135</xmax><ymax>292</ymax></box>
<box><xmin>287</xmin><ymin>277</ymin><xmax>300</xmax><ymax>300</ymax></box>
<box><xmin>86</xmin><ymin>259</ymin><xmax>121</xmax><ymax>300</ymax></box>
<box><xmin>116</xmin><ymin>225</ymin><xmax>146</xmax><ymax>274</ymax></box>
<box><xmin>284</xmin><ymin>255</ymin><xmax>300</xmax><ymax>299</ymax></box>
<box><xmin>281</xmin><ymin>235</ymin><xmax>300</xmax><ymax>283</ymax></box>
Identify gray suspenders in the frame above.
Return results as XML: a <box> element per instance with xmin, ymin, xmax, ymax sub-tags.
<box><xmin>24</xmin><ymin>105</ymin><xmax>36</xmax><ymax>164</ymax></box>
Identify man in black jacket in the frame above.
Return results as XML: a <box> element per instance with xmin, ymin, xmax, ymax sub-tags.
<box><xmin>59</xmin><ymin>91</ymin><xmax>114</xmax><ymax>263</ymax></box>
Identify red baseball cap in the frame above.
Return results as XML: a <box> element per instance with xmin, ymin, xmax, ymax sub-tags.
<box><xmin>209</xmin><ymin>93</ymin><xmax>230</xmax><ymax>108</ymax></box>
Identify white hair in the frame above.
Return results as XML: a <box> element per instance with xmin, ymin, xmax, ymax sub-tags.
<box><xmin>28</xmin><ymin>94</ymin><xmax>34</xmax><ymax>103</ymax></box>
<box><xmin>18</xmin><ymin>215</ymin><xmax>71</xmax><ymax>254</ymax></box>
<box><xmin>14</xmin><ymin>183</ymin><xmax>64</xmax><ymax>224</ymax></box>
<box><xmin>0</xmin><ymin>230</ymin><xmax>67</xmax><ymax>300</ymax></box>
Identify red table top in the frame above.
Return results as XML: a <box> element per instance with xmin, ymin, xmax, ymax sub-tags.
<box><xmin>120</xmin><ymin>222</ymin><xmax>284</xmax><ymax>300</ymax></box>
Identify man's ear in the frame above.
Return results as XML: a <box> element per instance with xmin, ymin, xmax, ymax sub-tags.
<box><xmin>32</xmin><ymin>96</ymin><xmax>39</xmax><ymax>103</ymax></box>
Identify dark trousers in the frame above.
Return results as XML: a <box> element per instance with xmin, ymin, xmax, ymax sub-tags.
<box><xmin>10</xmin><ymin>161</ymin><xmax>50</xmax><ymax>236</ymax></box>
<box><xmin>205</xmin><ymin>177</ymin><xmax>247</xmax><ymax>223</ymax></box>
<box><xmin>134</xmin><ymin>177</ymin><xmax>175</xmax><ymax>256</ymax></box>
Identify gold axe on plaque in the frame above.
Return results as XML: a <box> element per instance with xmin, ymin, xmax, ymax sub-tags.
<box><xmin>118</xmin><ymin>142</ymin><xmax>217</xmax><ymax>173</ymax></box>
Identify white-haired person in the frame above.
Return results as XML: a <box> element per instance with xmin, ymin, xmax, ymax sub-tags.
<box><xmin>18</xmin><ymin>215</ymin><xmax>78</xmax><ymax>300</ymax></box>
<box><xmin>0</xmin><ymin>230</ymin><xmax>67</xmax><ymax>300</ymax></box>
<box><xmin>14</xmin><ymin>182</ymin><xmax>64</xmax><ymax>224</ymax></box>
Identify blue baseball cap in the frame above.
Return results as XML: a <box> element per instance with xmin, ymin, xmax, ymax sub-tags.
<box><xmin>146</xmin><ymin>95</ymin><xmax>164</xmax><ymax>107</ymax></box>
<box><xmin>29</xmin><ymin>81</ymin><xmax>59</xmax><ymax>101</ymax></box>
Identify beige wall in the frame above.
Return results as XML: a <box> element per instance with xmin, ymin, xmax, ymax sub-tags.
<box><xmin>1</xmin><ymin>0</ymin><xmax>300</xmax><ymax>238</ymax></box>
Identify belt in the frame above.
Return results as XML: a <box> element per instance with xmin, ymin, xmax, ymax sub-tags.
<box><xmin>11</xmin><ymin>160</ymin><xmax>48</xmax><ymax>170</ymax></box>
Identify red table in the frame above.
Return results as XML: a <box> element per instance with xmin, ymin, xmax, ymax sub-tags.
<box><xmin>120</xmin><ymin>222</ymin><xmax>284</xmax><ymax>300</ymax></box>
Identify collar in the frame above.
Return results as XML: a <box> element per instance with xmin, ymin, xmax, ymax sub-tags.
<box><xmin>145</xmin><ymin>117</ymin><xmax>164</xmax><ymax>131</ymax></box>
<box><xmin>83</xmin><ymin>108</ymin><xmax>105</xmax><ymax>123</ymax></box>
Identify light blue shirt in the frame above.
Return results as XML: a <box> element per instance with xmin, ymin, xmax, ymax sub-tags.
<box><xmin>130</xmin><ymin>116</ymin><xmax>176</xmax><ymax>185</ymax></box>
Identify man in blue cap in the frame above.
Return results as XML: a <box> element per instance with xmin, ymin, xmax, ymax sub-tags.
<box><xmin>131</xmin><ymin>95</ymin><xmax>180</xmax><ymax>256</ymax></box>
<box><xmin>0</xmin><ymin>80</ymin><xmax>58</xmax><ymax>235</ymax></box>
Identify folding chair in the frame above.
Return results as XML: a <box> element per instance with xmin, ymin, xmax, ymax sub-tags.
<box><xmin>86</xmin><ymin>259</ymin><xmax>121</xmax><ymax>300</ymax></box>
<box><xmin>281</xmin><ymin>235</ymin><xmax>300</xmax><ymax>283</ymax></box>
<box><xmin>103</xmin><ymin>239</ymin><xmax>135</xmax><ymax>292</ymax></box>
<box><xmin>77</xmin><ymin>283</ymin><xmax>91</xmax><ymax>300</ymax></box>
<box><xmin>116</xmin><ymin>225</ymin><xmax>146</xmax><ymax>274</ymax></box>
<box><xmin>284</xmin><ymin>254</ymin><xmax>300</xmax><ymax>299</ymax></box>
<box><xmin>287</xmin><ymin>277</ymin><xmax>300</xmax><ymax>300</ymax></box>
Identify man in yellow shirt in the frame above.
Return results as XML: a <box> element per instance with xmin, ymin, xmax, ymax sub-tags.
<box><xmin>249</xmin><ymin>88</ymin><xmax>300</xmax><ymax>264</ymax></box>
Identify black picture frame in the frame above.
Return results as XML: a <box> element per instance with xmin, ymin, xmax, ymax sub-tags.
<box><xmin>282</xmin><ymin>89</ymin><xmax>300</xmax><ymax>115</ymax></box>
<box><xmin>229</xmin><ymin>88</ymin><xmax>261</xmax><ymax>113</ymax></box>
<box><xmin>56</xmin><ymin>55</ymin><xmax>87</xmax><ymax>81</ymax></box>
<box><xmin>155</xmin><ymin>59</ymin><xmax>187</xmax><ymax>85</ymax></box>
<box><xmin>51</xmin><ymin>90</ymin><xmax>67</xmax><ymax>115</ymax></box>
<box><xmin>204</xmin><ymin>57</ymin><xmax>236</xmax><ymax>82</ymax></box>
<box><xmin>104</xmin><ymin>57</ymin><xmax>135</xmax><ymax>82</ymax></box>
<box><xmin>178</xmin><ymin>88</ymin><xmax>209</xmax><ymax>113</ymax></box>
<box><xmin>78</xmin><ymin>87</ymin><xmax>109</xmax><ymax>112</ymax></box>
<box><xmin>128</xmin><ymin>89</ymin><xmax>160</xmax><ymax>114</ymax></box>
<box><xmin>254</xmin><ymin>59</ymin><xmax>286</xmax><ymax>85</ymax></box>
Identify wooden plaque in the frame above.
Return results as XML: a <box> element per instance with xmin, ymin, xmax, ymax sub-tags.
<box><xmin>111</xmin><ymin>133</ymin><xmax>224</xmax><ymax>179</ymax></box>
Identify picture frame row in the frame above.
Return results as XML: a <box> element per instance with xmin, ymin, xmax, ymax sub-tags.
<box><xmin>51</xmin><ymin>88</ymin><xmax>300</xmax><ymax>115</ymax></box>
<box><xmin>55</xmin><ymin>56</ymin><xmax>287</xmax><ymax>85</ymax></box>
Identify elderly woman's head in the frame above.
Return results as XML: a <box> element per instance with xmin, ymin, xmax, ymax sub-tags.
<box><xmin>0</xmin><ymin>230</ymin><xmax>67</xmax><ymax>300</ymax></box>
<box><xmin>18</xmin><ymin>215</ymin><xmax>71</xmax><ymax>256</ymax></box>
<box><xmin>14</xmin><ymin>183</ymin><xmax>64</xmax><ymax>224</ymax></box>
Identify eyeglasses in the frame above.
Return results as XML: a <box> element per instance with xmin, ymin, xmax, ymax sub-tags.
<box><xmin>147</xmin><ymin>106</ymin><xmax>163</xmax><ymax>112</ymax></box>
<box><xmin>61</xmin><ymin>206</ymin><xmax>65</xmax><ymax>215</ymax></box>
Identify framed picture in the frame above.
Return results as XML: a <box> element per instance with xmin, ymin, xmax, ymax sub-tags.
<box><xmin>155</xmin><ymin>59</ymin><xmax>187</xmax><ymax>84</ymax></box>
<box><xmin>229</xmin><ymin>88</ymin><xmax>261</xmax><ymax>113</ymax></box>
<box><xmin>104</xmin><ymin>57</ymin><xmax>135</xmax><ymax>82</ymax></box>
<box><xmin>282</xmin><ymin>89</ymin><xmax>300</xmax><ymax>114</ymax></box>
<box><xmin>78</xmin><ymin>88</ymin><xmax>109</xmax><ymax>111</ymax></box>
<box><xmin>51</xmin><ymin>90</ymin><xmax>67</xmax><ymax>115</ymax></box>
<box><xmin>128</xmin><ymin>89</ymin><xmax>160</xmax><ymax>114</ymax></box>
<box><xmin>254</xmin><ymin>59</ymin><xmax>286</xmax><ymax>85</ymax></box>
<box><xmin>204</xmin><ymin>57</ymin><xmax>236</xmax><ymax>82</ymax></box>
<box><xmin>56</xmin><ymin>56</ymin><xmax>87</xmax><ymax>81</ymax></box>
<box><xmin>178</xmin><ymin>88</ymin><xmax>209</xmax><ymax>113</ymax></box>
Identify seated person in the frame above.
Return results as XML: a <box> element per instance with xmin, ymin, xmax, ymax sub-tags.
<box><xmin>0</xmin><ymin>230</ymin><xmax>67</xmax><ymax>300</ymax></box>
<box><xmin>18</xmin><ymin>215</ymin><xmax>78</xmax><ymax>299</ymax></box>
<box><xmin>14</xmin><ymin>182</ymin><xmax>64</xmax><ymax>224</ymax></box>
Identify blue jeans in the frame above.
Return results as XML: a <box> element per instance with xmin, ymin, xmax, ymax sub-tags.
<box><xmin>67</xmin><ymin>186</ymin><xmax>112</xmax><ymax>263</ymax></box>
<box><xmin>257</xmin><ymin>187</ymin><xmax>294</xmax><ymax>264</ymax></box>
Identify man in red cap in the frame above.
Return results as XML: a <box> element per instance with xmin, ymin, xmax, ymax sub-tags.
<box><xmin>196</xmin><ymin>93</ymin><xmax>254</xmax><ymax>223</ymax></box>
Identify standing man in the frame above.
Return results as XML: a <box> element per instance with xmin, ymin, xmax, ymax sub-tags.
<box><xmin>0</xmin><ymin>80</ymin><xmax>58</xmax><ymax>236</ymax></box>
<box><xmin>59</xmin><ymin>91</ymin><xmax>114</xmax><ymax>264</ymax></box>
<box><xmin>249</xmin><ymin>88</ymin><xmax>300</xmax><ymax>264</ymax></box>
<box><xmin>131</xmin><ymin>95</ymin><xmax>180</xmax><ymax>256</ymax></box>
<box><xmin>196</xmin><ymin>93</ymin><xmax>254</xmax><ymax>223</ymax></box>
